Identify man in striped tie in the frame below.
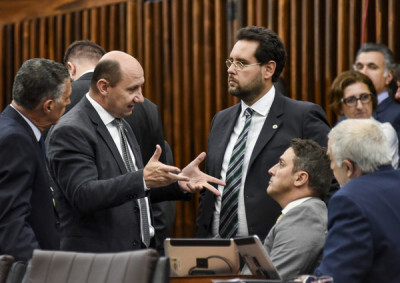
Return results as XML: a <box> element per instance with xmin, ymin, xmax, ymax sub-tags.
<box><xmin>196</xmin><ymin>26</ymin><xmax>331</xmax><ymax>241</ymax></box>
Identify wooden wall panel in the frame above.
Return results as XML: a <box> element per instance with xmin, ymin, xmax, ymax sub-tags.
<box><xmin>1</xmin><ymin>0</ymin><xmax>400</xmax><ymax>238</ymax></box>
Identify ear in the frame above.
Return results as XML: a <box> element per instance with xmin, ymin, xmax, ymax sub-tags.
<box><xmin>294</xmin><ymin>171</ymin><xmax>308</xmax><ymax>187</ymax></box>
<box><xmin>342</xmin><ymin>159</ymin><xmax>358</xmax><ymax>178</ymax></box>
<box><xmin>262</xmin><ymin>60</ymin><xmax>276</xmax><ymax>81</ymax></box>
<box><xmin>97</xmin><ymin>79</ymin><xmax>110</xmax><ymax>96</ymax></box>
<box><xmin>385</xmin><ymin>70</ymin><xmax>394</xmax><ymax>86</ymax></box>
<box><xmin>66</xmin><ymin>62</ymin><xmax>76</xmax><ymax>78</ymax></box>
<box><xmin>42</xmin><ymin>99</ymin><xmax>53</xmax><ymax>113</ymax></box>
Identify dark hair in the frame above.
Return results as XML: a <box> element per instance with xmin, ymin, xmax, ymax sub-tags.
<box><xmin>290</xmin><ymin>138</ymin><xmax>333</xmax><ymax>199</ymax></box>
<box><xmin>91</xmin><ymin>60</ymin><xmax>122</xmax><ymax>92</ymax></box>
<box><xmin>63</xmin><ymin>40</ymin><xmax>106</xmax><ymax>65</ymax></box>
<box><xmin>329</xmin><ymin>70</ymin><xmax>377</xmax><ymax>115</ymax></box>
<box><xmin>394</xmin><ymin>64</ymin><xmax>400</xmax><ymax>81</ymax></box>
<box><xmin>12</xmin><ymin>58</ymin><xmax>70</xmax><ymax>110</ymax></box>
<box><xmin>355</xmin><ymin>43</ymin><xmax>396</xmax><ymax>71</ymax></box>
<box><xmin>236</xmin><ymin>26</ymin><xmax>287</xmax><ymax>82</ymax></box>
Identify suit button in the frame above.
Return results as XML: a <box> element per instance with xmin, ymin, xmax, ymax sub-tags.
<box><xmin>133</xmin><ymin>240</ymin><xmax>139</xmax><ymax>247</ymax></box>
<box><xmin>133</xmin><ymin>194</ymin><xmax>137</xmax><ymax>198</ymax></box>
<box><xmin>134</xmin><ymin>207</ymin><xmax>139</xmax><ymax>213</ymax></box>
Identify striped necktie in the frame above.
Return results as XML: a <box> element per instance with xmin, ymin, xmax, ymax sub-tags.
<box><xmin>219</xmin><ymin>107</ymin><xmax>254</xmax><ymax>238</ymax></box>
<box><xmin>112</xmin><ymin>119</ymin><xmax>151</xmax><ymax>247</ymax></box>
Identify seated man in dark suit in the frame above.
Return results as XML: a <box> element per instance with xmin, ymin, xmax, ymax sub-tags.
<box><xmin>315</xmin><ymin>119</ymin><xmax>400</xmax><ymax>282</ymax></box>
<box><xmin>0</xmin><ymin>58</ymin><xmax>71</xmax><ymax>260</ymax></box>
<box><xmin>46</xmin><ymin>51</ymin><xmax>223</xmax><ymax>253</ymax></box>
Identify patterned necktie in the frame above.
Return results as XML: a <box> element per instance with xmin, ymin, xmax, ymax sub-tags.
<box><xmin>219</xmin><ymin>108</ymin><xmax>254</xmax><ymax>238</ymax></box>
<box><xmin>112</xmin><ymin>119</ymin><xmax>151</xmax><ymax>247</ymax></box>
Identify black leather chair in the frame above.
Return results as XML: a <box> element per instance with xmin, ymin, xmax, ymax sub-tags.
<box><xmin>21</xmin><ymin>249</ymin><xmax>168</xmax><ymax>283</ymax></box>
<box><xmin>0</xmin><ymin>255</ymin><xmax>14</xmax><ymax>283</ymax></box>
<box><xmin>5</xmin><ymin>261</ymin><xmax>26</xmax><ymax>283</ymax></box>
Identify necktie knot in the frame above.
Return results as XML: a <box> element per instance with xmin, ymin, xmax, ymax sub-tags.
<box><xmin>245</xmin><ymin>107</ymin><xmax>254</xmax><ymax>118</ymax></box>
<box><xmin>112</xmin><ymin>118</ymin><xmax>123</xmax><ymax>129</ymax></box>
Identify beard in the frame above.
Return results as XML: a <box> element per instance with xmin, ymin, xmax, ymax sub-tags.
<box><xmin>228</xmin><ymin>72</ymin><xmax>265</xmax><ymax>104</ymax></box>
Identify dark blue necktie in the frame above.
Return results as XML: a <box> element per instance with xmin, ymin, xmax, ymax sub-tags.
<box><xmin>219</xmin><ymin>108</ymin><xmax>254</xmax><ymax>238</ymax></box>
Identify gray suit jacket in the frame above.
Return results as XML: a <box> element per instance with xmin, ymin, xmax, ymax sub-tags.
<box><xmin>264</xmin><ymin>197</ymin><xmax>327</xmax><ymax>280</ymax></box>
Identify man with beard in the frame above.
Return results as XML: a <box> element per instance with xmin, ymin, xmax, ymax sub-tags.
<box><xmin>196</xmin><ymin>26</ymin><xmax>331</xmax><ymax>241</ymax></box>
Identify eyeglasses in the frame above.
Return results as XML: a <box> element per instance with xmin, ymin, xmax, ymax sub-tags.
<box><xmin>341</xmin><ymin>93</ymin><xmax>373</xmax><ymax>107</ymax></box>
<box><xmin>225</xmin><ymin>59</ymin><xmax>261</xmax><ymax>70</ymax></box>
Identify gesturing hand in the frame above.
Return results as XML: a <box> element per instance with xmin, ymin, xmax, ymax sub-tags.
<box><xmin>143</xmin><ymin>145</ymin><xmax>189</xmax><ymax>188</ymax></box>
<box><xmin>179</xmin><ymin>152</ymin><xmax>225</xmax><ymax>196</ymax></box>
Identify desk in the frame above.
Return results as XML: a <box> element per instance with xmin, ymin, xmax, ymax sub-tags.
<box><xmin>170</xmin><ymin>275</ymin><xmax>264</xmax><ymax>283</ymax></box>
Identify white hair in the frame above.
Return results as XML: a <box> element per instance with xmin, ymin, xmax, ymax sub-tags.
<box><xmin>328</xmin><ymin>119</ymin><xmax>392</xmax><ymax>173</ymax></box>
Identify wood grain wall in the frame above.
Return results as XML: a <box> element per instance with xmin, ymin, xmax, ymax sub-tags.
<box><xmin>1</xmin><ymin>0</ymin><xmax>399</xmax><ymax>237</ymax></box>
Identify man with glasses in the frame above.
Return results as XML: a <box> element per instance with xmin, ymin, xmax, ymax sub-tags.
<box><xmin>353</xmin><ymin>43</ymin><xmax>400</xmax><ymax>148</ymax></box>
<box><xmin>196</xmin><ymin>26</ymin><xmax>331</xmax><ymax>241</ymax></box>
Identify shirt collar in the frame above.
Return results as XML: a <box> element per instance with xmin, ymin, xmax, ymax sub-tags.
<box><xmin>377</xmin><ymin>90</ymin><xmax>389</xmax><ymax>104</ymax></box>
<box><xmin>282</xmin><ymin>196</ymin><xmax>312</xmax><ymax>215</ymax></box>
<box><xmin>240</xmin><ymin>86</ymin><xmax>275</xmax><ymax>117</ymax></box>
<box><xmin>80</xmin><ymin>69</ymin><xmax>94</xmax><ymax>77</ymax></box>
<box><xmin>86</xmin><ymin>93</ymin><xmax>116</xmax><ymax>126</ymax></box>
<box><xmin>10</xmin><ymin>104</ymin><xmax>42</xmax><ymax>142</ymax></box>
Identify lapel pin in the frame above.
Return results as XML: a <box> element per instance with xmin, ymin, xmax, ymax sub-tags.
<box><xmin>272</xmin><ymin>124</ymin><xmax>278</xmax><ymax>129</ymax></box>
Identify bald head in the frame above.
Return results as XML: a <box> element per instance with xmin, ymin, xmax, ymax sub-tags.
<box><xmin>90</xmin><ymin>51</ymin><xmax>145</xmax><ymax>118</ymax></box>
<box><xmin>91</xmin><ymin>51</ymin><xmax>144</xmax><ymax>94</ymax></box>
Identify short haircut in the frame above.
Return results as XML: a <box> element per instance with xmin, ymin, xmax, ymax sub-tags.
<box><xmin>328</xmin><ymin>119</ymin><xmax>391</xmax><ymax>173</ymax></box>
<box><xmin>329</xmin><ymin>70</ymin><xmax>377</xmax><ymax>115</ymax></box>
<box><xmin>290</xmin><ymin>138</ymin><xmax>333</xmax><ymax>199</ymax></box>
<box><xmin>354</xmin><ymin>43</ymin><xmax>396</xmax><ymax>75</ymax></box>
<box><xmin>12</xmin><ymin>58</ymin><xmax>70</xmax><ymax>110</ymax></box>
<box><xmin>63</xmin><ymin>40</ymin><xmax>106</xmax><ymax>65</ymax></box>
<box><xmin>90</xmin><ymin>59</ymin><xmax>122</xmax><ymax>92</ymax></box>
<box><xmin>236</xmin><ymin>26</ymin><xmax>287</xmax><ymax>83</ymax></box>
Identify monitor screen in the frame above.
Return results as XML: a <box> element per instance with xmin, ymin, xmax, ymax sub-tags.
<box><xmin>164</xmin><ymin>238</ymin><xmax>240</xmax><ymax>277</ymax></box>
<box><xmin>234</xmin><ymin>236</ymin><xmax>281</xmax><ymax>280</ymax></box>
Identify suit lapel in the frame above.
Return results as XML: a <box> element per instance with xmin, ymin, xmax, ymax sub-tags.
<box><xmin>82</xmin><ymin>98</ymin><xmax>128</xmax><ymax>174</ymax></box>
<box><xmin>248</xmin><ymin>92</ymin><xmax>285</xmax><ymax>169</ymax></box>
<box><xmin>3</xmin><ymin>106</ymin><xmax>38</xmax><ymax>144</ymax></box>
<box><xmin>213</xmin><ymin>105</ymin><xmax>241</xmax><ymax>177</ymax></box>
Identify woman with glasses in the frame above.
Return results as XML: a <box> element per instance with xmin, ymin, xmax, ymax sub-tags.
<box><xmin>329</xmin><ymin>70</ymin><xmax>399</xmax><ymax>168</ymax></box>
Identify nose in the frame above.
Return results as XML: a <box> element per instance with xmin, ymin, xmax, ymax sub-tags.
<box><xmin>355</xmin><ymin>99</ymin><xmax>363</xmax><ymax>108</ymax></box>
<box><xmin>227</xmin><ymin>64</ymin><xmax>237</xmax><ymax>75</ymax></box>
<box><xmin>268</xmin><ymin>163</ymin><xmax>277</xmax><ymax>176</ymax></box>
<box><xmin>134</xmin><ymin>93</ymin><xmax>144</xmax><ymax>103</ymax></box>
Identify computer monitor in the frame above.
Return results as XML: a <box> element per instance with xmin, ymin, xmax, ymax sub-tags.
<box><xmin>234</xmin><ymin>236</ymin><xmax>281</xmax><ymax>280</ymax></box>
<box><xmin>164</xmin><ymin>238</ymin><xmax>240</xmax><ymax>277</ymax></box>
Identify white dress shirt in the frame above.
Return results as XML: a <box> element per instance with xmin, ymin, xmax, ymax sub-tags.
<box><xmin>212</xmin><ymin>87</ymin><xmax>276</xmax><ymax>237</ymax></box>
<box><xmin>86</xmin><ymin>93</ymin><xmax>154</xmax><ymax>239</ymax></box>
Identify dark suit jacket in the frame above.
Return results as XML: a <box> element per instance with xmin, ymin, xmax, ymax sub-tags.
<box><xmin>315</xmin><ymin>165</ymin><xmax>400</xmax><ymax>282</ymax></box>
<box><xmin>47</xmin><ymin>97</ymin><xmax>148</xmax><ymax>252</ymax></box>
<box><xmin>0</xmin><ymin>106</ymin><xmax>59</xmax><ymax>261</ymax></box>
<box><xmin>65</xmin><ymin>72</ymin><xmax>93</xmax><ymax>112</ymax></box>
<box><xmin>61</xmin><ymin>72</ymin><xmax>187</xmax><ymax>252</ymax></box>
<box><xmin>374</xmin><ymin>96</ymin><xmax>400</xmax><ymax>150</ymax></box>
<box><xmin>196</xmin><ymin>92</ymin><xmax>331</xmax><ymax>240</ymax></box>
